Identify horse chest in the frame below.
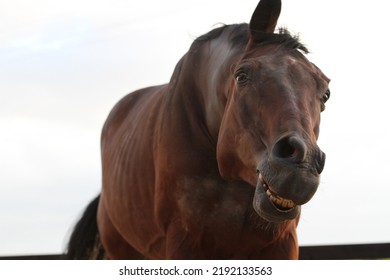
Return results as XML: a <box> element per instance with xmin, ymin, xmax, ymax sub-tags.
<box><xmin>166</xmin><ymin>176</ymin><xmax>291</xmax><ymax>258</ymax></box>
<box><xmin>175</xmin><ymin>177</ymin><xmax>258</xmax><ymax>240</ymax></box>
<box><xmin>177</xmin><ymin>177</ymin><xmax>250</xmax><ymax>218</ymax></box>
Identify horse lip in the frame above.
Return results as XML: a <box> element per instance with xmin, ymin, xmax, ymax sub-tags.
<box><xmin>259</xmin><ymin>174</ymin><xmax>297</xmax><ymax>210</ymax></box>
<box><xmin>253</xmin><ymin>173</ymin><xmax>300</xmax><ymax>223</ymax></box>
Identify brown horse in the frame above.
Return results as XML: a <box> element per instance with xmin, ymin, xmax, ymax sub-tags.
<box><xmin>67</xmin><ymin>0</ymin><xmax>330</xmax><ymax>260</ymax></box>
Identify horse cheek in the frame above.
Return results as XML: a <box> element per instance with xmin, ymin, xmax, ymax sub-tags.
<box><xmin>216</xmin><ymin>116</ymin><xmax>241</xmax><ymax>180</ymax></box>
<box><xmin>216</xmin><ymin>121</ymin><xmax>259</xmax><ymax>186</ymax></box>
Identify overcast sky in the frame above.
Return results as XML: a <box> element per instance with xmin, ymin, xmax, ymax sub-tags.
<box><xmin>1</xmin><ymin>0</ymin><xmax>390</xmax><ymax>256</ymax></box>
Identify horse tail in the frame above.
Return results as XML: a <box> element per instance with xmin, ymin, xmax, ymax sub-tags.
<box><xmin>66</xmin><ymin>195</ymin><xmax>105</xmax><ymax>259</ymax></box>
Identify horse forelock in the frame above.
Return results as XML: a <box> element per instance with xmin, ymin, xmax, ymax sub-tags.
<box><xmin>255</xmin><ymin>27</ymin><xmax>309</xmax><ymax>54</ymax></box>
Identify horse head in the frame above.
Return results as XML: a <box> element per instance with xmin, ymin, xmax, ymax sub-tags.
<box><xmin>216</xmin><ymin>0</ymin><xmax>330</xmax><ymax>223</ymax></box>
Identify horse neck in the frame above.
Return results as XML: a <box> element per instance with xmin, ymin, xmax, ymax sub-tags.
<box><xmin>167</xmin><ymin>32</ymin><xmax>245</xmax><ymax>146</ymax></box>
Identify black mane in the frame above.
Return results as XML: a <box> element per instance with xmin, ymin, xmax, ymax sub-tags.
<box><xmin>193</xmin><ymin>23</ymin><xmax>308</xmax><ymax>54</ymax></box>
<box><xmin>194</xmin><ymin>24</ymin><xmax>249</xmax><ymax>46</ymax></box>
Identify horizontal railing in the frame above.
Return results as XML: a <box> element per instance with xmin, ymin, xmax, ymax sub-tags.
<box><xmin>1</xmin><ymin>243</ymin><xmax>389</xmax><ymax>260</ymax></box>
<box><xmin>299</xmin><ymin>243</ymin><xmax>390</xmax><ymax>260</ymax></box>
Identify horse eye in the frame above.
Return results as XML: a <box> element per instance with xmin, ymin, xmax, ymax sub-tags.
<box><xmin>323</xmin><ymin>89</ymin><xmax>331</xmax><ymax>103</ymax></box>
<box><xmin>235</xmin><ymin>71</ymin><xmax>249</xmax><ymax>84</ymax></box>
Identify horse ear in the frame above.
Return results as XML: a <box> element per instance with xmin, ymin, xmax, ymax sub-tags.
<box><xmin>249</xmin><ymin>0</ymin><xmax>281</xmax><ymax>41</ymax></box>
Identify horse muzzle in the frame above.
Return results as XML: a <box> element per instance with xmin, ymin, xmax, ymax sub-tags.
<box><xmin>252</xmin><ymin>134</ymin><xmax>325</xmax><ymax>223</ymax></box>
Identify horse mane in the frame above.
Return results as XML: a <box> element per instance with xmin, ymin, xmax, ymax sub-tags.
<box><xmin>194</xmin><ymin>24</ymin><xmax>250</xmax><ymax>46</ymax></box>
<box><xmin>192</xmin><ymin>23</ymin><xmax>308</xmax><ymax>54</ymax></box>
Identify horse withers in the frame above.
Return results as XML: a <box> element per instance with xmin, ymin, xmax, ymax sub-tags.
<box><xmin>67</xmin><ymin>0</ymin><xmax>330</xmax><ymax>259</ymax></box>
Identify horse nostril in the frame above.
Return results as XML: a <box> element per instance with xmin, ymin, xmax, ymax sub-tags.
<box><xmin>272</xmin><ymin>135</ymin><xmax>307</xmax><ymax>163</ymax></box>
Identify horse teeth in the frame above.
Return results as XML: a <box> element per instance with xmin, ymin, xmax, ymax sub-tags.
<box><xmin>262</xmin><ymin>178</ymin><xmax>295</xmax><ymax>209</ymax></box>
<box><xmin>281</xmin><ymin>200</ymin><xmax>289</xmax><ymax>208</ymax></box>
<box><xmin>265</xmin><ymin>189</ymin><xmax>295</xmax><ymax>209</ymax></box>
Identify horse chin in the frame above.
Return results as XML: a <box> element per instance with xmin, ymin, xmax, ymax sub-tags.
<box><xmin>253</xmin><ymin>175</ymin><xmax>301</xmax><ymax>223</ymax></box>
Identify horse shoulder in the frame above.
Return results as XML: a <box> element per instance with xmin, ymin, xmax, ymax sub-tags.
<box><xmin>100</xmin><ymin>85</ymin><xmax>169</xmax><ymax>257</ymax></box>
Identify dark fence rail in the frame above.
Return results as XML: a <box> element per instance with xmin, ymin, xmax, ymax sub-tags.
<box><xmin>1</xmin><ymin>243</ymin><xmax>389</xmax><ymax>260</ymax></box>
<box><xmin>0</xmin><ymin>254</ymin><xmax>66</xmax><ymax>260</ymax></box>
<box><xmin>299</xmin><ymin>243</ymin><xmax>390</xmax><ymax>260</ymax></box>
